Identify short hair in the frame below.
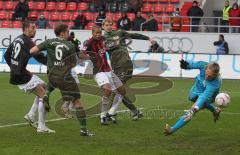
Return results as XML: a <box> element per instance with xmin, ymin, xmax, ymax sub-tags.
<box><xmin>219</xmin><ymin>34</ymin><xmax>224</xmax><ymax>40</ymax></box>
<box><xmin>102</xmin><ymin>18</ymin><xmax>113</xmax><ymax>26</ymax></box>
<box><xmin>207</xmin><ymin>62</ymin><xmax>220</xmax><ymax>76</ymax></box>
<box><xmin>92</xmin><ymin>25</ymin><xmax>101</xmax><ymax>32</ymax></box>
<box><xmin>193</xmin><ymin>1</ymin><xmax>198</xmax><ymax>4</ymax></box>
<box><xmin>22</xmin><ymin>20</ymin><xmax>35</xmax><ymax>32</ymax></box>
<box><xmin>70</xmin><ymin>32</ymin><xmax>75</xmax><ymax>37</ymax></box>
<box><xmin>54</xmin><ymin>24</ymin><xmax>68</xmax><ymax>36</ymax></box>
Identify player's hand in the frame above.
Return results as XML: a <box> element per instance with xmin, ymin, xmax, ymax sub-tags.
<box><xmin>179</xmin><ymin>59</ymin><xmax>189</xmax><ymax>69</ymax></box>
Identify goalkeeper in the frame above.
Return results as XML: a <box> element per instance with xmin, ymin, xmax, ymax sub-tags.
<box><xmin>164</xmin><ymin>60</ymin><xmax>222</xmax><ymax>135</ymax></box>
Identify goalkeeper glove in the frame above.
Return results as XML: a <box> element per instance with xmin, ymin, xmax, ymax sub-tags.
<box><xmin>179</xmin><ymin>59</ymin><xmax>189</xmax><ymax>69</ymax></box>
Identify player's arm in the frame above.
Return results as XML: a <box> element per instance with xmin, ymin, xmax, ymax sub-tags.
<box><xmin>30</xmin><ymin>40</ymin><xmax>48</xmax><ymax>55</ymax></box>
<box><xmin>4</xmin><ymin>43</ymin><xmax>14</xmax><ymax>66</ymax></box>
<box><xmin>121</xmin><ymin>30</ymin><xmax>150</xmax><ymax>40</ymax></box>
<box><xmin>33</xmin><ymin>53</ymin><xmax>47</xmax><ymax>65</ymax></box>
<box><xmin>180</xmin><ymin>60</ymin><xmax>207</xmax><ymax>70</ymax></box>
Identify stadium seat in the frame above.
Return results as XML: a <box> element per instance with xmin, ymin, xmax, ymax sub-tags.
<box><xmin>148</xmin><ymin>0</ymin><xmax>158</xmax><ymax>2</ymax></box>
<box><xmin>35</xmin><ymin>2</ymin><xmax>45</xmax><ymax>11</ymax></box>
<box><xmin>67</xmin><ymin>2</ymin><xmax>77</xmax><ymax>11</ymax></box>
<box><xmin>71</xmin><ymin>12</ymin><xmax>79</xmax><ymax>20</ymax></box>
<box><xmin>110</xmin><ymin>2</ymin><xmax>117</xmax><ymax>13</ymax></box>
<box><xmin>142</xmin><ymin>4</ymin><xmax>152</xmax><ymax>13</ymax></box>
<box><xmin>86</xmin><ymin>22</ymin><xmax>95</xmax><ymax>30</ymax></box>
<box><xmin>61</xmin><ymin>12</ymin><xmax>71</xmax><ymax>21</ymax></box>
<box><xmin>49</xmin><ymin>12</ymin><xmax>60</xmax><ymax>21</ymax></box>
<box><xmin>127</xmin><ymin>13</ymin><xmax>135</xmax><ymax>21</ymax></box>
<box><xmin>5</xmin><ymin>1</ymin><xmax>14</xmax><ymax>10</ymax></box>
<box><xmin>12</xmin><ymin>21</ymin><xmax>22</xmax><ymax>28</ymax></box>
<box><xmin>66</xmin><ymin>22</ymin><xmax>74</xmax><ymax>28</ymax></box>
<box><xmin>84</xmin><ymin>12</ymin><xmax>94</xmax><ymax>21</ymax></box>
<box><xmin>154</xmin><ymin>4</ymin><xmax>163</xmax><ymax>13</ymax></box>
<box><xmin>1</xmin><ymin>21</ymin><xmax>11</xmax><ymax>28</ymax></box>
<box><xmin>28</xmin><ymin>1</ymin><xmax>35</xmax><ymax>10</ymax></box>
<box><xmin>165</xmin><ymin>4</ymin><xmax>175</xmax><ymax>13</ymax></box>
<box><xmin>7</xmin><ymin>11</ymin><xmax>13</xmax><ymax>20</ymax></box>
<box><xmin>113</xmin><ymin>13</ymin><xmax>122</xmax><ymax>21</ymax></box>
<box><xmin>0</xmin><ymin>1</ymin><xmax>3</xmax><ymax>10</ymax></box>
<box><xmin>170</xmin><ymin>0</ymin><xmax>180</xmax><ymax>3</ymax></box>
<box><xmin>89</xmin><ymin>3</ymin><xmax>96</xmax><ymax>12</ymax></box>
<box><xmin>78</xmin><ymin>2</ymin><xmax>88</xmax><ymax>11</ymax></box>
<box><xmin>41</xmin><ymin>11</ymin><xmax>49</xmax><ymax>20</ymax></box>
<box><xmin>0</xmin><ymin>11</ymin><xmax>7</xmax><ymax>20</ymax></box>
<box><xmin>158</xmin><ymin>24</ymin><xmax>162</xmax><ymax>31</ymax></box>
<box><xmin>158</xmin><ymin>14</ymin><xmax>170</xmax><ymax>23</ymax></box>
<box><xmin>57</xmin><ymin>2</ymin><xmax>66</xmax><ymax>11</ymax></box>
<box><xmin>46</xmin><ymin>2</ymin><xmax>56</xmax><ymax>11</ymax></box>
<box><xmin>29</xmin><ymin>11</ymin><xmax>38</xmax><ymax>20</ymax></box>
<box><xmin>106</xmin><ymin>12</ymin><xmax>114</xmax><ymax>20</ymax></box>
<box><xmin>159</xmin><ymin>0</ymin><xmax>168</xmax><ymax>3</ymax></box>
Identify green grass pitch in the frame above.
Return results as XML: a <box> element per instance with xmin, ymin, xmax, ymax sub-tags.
<box><xmin>0</xmin><ymin>73</ymin><xmax>240</xmax><ymax>155</ymax></box>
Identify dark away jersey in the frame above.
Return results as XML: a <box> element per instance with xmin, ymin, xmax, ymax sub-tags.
<box><xmin>37</xmin><ymin>38</ymin><xmax>76</xmax><ymax>77</ymax></box>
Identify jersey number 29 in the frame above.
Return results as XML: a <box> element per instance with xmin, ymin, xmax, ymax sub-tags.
<box><xmin>12</xmin><ymin>43</ymin><xmax>21</xmax><ymax>59</ymax></box>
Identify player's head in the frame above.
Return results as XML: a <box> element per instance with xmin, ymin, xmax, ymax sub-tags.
<box><xmin>92</xmin><ymin>26</ymin><xmax>102</xmax><ymax>40</ymax></box>
<box><xmin>54</xmin><ymin>24</ymin><xmax>69</xmax><ymax>40</ymax></box>
<box><xmin>23</xmin><ymin>20</ymin><xmax>36</xmax><ymax>38</ymax></box>
<box><xmin>225</xmin><ymin>0</ymin><xmax>229</xmax><ymax>6</ymax></box>
<box><xmin>219</xmin><ymin>34</ymin><xmax>224</xmax><ymax>41</ymax></box>
<box><xmin>102</xmin><ymin>18</ymin><xmax>113</xmax><ymax>33</ymax></box>
<box><xmin>205</xmin><ymin>62</ymin><xmax>220</xmax><ymax>80</ymax></box>
<box><xmin>136</xmin><ymin>11</ymin><xmax>142</xmax><ymax>17</ymax></box>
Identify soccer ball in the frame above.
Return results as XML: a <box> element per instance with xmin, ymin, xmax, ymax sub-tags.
<box><xmin>215</xmin><ymin>93</ymin><xmax>230</xmax><ymax>107</ymax></box>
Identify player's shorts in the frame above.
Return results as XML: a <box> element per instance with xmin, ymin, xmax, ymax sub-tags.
<box><xmin>49</xmin><ymin>73</ymin><xmax>80</xmax><ymax>101</ymax></box>
<box><xmin>113</xmin><ymin>66</ymin><xmax>133</xmax><ymax>84</ymax></box>
<box><xmin>18</xmin><ymin>75</ymin><xmax>45</xmax><ymax>93</ymax></box>
<box><xmin>94</xmin><ymin>71</ymin><xmax>123</xmax><ymax>90</ymax></box>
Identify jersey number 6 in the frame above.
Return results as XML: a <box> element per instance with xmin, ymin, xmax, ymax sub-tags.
<box><xmin>55</xmin><ymin>45</ymin><xmax>64</xmax><ymax>61</ymax></box>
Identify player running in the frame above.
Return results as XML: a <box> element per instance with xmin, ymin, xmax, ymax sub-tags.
<box><xmin>164</xmin><ymin>60</ymin><xmax>222</xmax><ymax>135</ymax></box>
<box><xmin>4</xmin><ymin>20</ymin><xmax>55</xmax><ymax>133</ymax></box>
<box><xmin>83</xmin><ymin>26</ymin><xmax>126</xmax><ymax>125</ymax></box>
<box><xmin>102</xmin><ymin>18</ymin><xmax>153</xmax><ymax>120</ymax></box>
<box><xmin>30</xmin><ymin>24</ymin><xmax>93</xmax><ymax>136</ymax></box>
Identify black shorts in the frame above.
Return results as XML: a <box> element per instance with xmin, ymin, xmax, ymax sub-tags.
<box><xmin>113</xmin><ymin>66</ymin><xmax>133</xmax><ymax>84</ymax></box>
<box><xmin>49</xmin><ymin>74</ymin><xmax>81</xmax><ymax>101</ymax></box>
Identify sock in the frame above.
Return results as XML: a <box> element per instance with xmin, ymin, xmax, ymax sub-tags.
<box><xmin>75</xmin><ymin>107</ymin><xmax>87</xmax><ymax>130</ymax></box>
<box><xmin>122</xmin><ymin>96</ymin><xmax>138</xmax><ymax>114</ymax></box>
<box><xmin>38</xmin><ymin>98</ymin><xmax>46</xmax><ymax>129</ymax></box>
<box><xmin>108</xmin><ymin>93</ymin><xmax>123</xmax><ymax>115</ymax></box>
<box><xmin>62</xmin><ymin>101</ymin><xmax>70</xmax><ymax>109</ymax></box>
<box><xmin>68</xmin><ymin>102</ymin><xmax>74</xmax><ymax>111</ymax></box>
<box><xmin>28</xmin><ymin>96</ymin><xmax>39</xmax><ymax>117</ymax></box>
<box><xmin>171</xmin><ymin>109</ymin><xmax>195</xmax><ymax>133</ymax></box>
<box><xmin>101</xmin><ymin>96</ymin><xmax>110</xmax><ymax>118</ymax></box>
<box><xmin>205</xmin><ymin>103</ymin><xmax>217</xmax><ymax>113</ymax></box>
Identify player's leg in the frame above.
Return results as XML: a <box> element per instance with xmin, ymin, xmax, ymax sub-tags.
<box><xmin>24</xmin><ymin>96</ymin><xmax>39</xmax><ymax>128</ymax></box>
<box><xmin>43</xmin><ymin>83</ymin><xmax>55</xmax><ymax>112</ymax></box>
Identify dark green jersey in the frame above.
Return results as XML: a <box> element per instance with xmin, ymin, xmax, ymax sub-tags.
<box><xmin>104</xmin><ymin>30</ymin><xmax>149</xmax><ymax>69</ymax></box>
<box><xmin>37</xmin><ymin>38</ymin><xmax>76</xmax><ymax>77</ymax></box>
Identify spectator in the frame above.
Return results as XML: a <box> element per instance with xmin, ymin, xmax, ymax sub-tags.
<box><xmin>117</xmin><ymin>12</ymin><xmax>131</xmax><ymax>30</ymax></box>
<box><xmin>187</xmin><ymin>1</ymin><xmax>204</xmax><ymax>32</ymax></box>
<box><xmin>171</xmin><ymin>8</ymin><xmax>182</xmax><ymax>32</ymax></box>
<box><xmin>147</xmin><ymin>41</ymin><xmax>164</xmax><ymax>53</ymax></box>
<box><xmin>144</xmin><ymin>14</ymin><xmax>158</xmax><ymax>31</ymax></box>
<box><xmin>221</xmin><ymin>0</ymin><xmax>231</xmax><ymax>33</ymax></box>
<box><xmin>132</xmin><ymin>11</ymin><xmax>146</xmax><ymax>31</ymax></box>
<box><xmin>68</xmin><ymin>32</ymin><xmax>81</xmax><ymax>53</ymax></box>
<box><xmin>73</xmin><ymin>11</ymin><xmax>88</xmax><ymax>30</ymax></box>
<box><xmin>213</xmin><ymin>34</ymin><xmax>229</xmax><ymax>54</ymax></box>
<box><xmin>36</xmin><ymin>14</ymin><xmax>50</xmax><ymax>29</ymax></box>
<box><xmin>229</xmin><ymin>3</ymin><xmax>240</xmax><ymax>33</ymax></box>
<box><xmin>128</xmin><ymin>0</ymin><xmax>143</xmax><ymax>13</ymax></box>
<box><xmin>12</xmin><ymin>0</ymin><xmax>29</xmax><ymax>21</ymax></box>
<box><xmin>95</xmin><ymin>9</ymin><xmax>106</xmax><ymax>27</ymax></box>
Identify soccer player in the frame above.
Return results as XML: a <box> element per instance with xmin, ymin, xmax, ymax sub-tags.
<box><xmin>164</xmin><ymin>60</ymin><xmax>222</xmax><ymax>135</ymax></box>
<box><xmin>83</xmin><ymin>26</ymin><xmax>125</xmax><ymax>125</ymax></box>
<box><xmin>102</xmin><ymin>18</ymin><xmax>154</xmax><ymax>120</ymax></box>
<box><xmin>4</xmin><ymin>20</ymin><xmax>55</xmax><ymax>133</ymax></box>
<box><xmin>30</xmin><ymin>24</ymin><xmax>93</xmax><ymax>136</ymax></box>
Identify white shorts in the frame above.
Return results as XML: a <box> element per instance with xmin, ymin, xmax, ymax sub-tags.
<box><xmin>94</xmin><ymin>71</ymin><xmax>123</xmax><ymax>90</ymax></box>
<box><xmin>18</xmin><ymin>75</ymin><xmax>45</xmax><ymax>93</ymax></box>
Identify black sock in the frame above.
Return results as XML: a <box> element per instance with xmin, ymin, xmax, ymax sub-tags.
<box><xmin>75</xmin><ymin>107</ymin><xmax>87</xmax><ymax>130</ymax></box>
<box><xmin>122</xmin><ymin>96</ymin><xmax>138</xmax><ymax>114</ymax></box>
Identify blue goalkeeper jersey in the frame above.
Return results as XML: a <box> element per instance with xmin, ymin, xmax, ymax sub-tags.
<box><xmin>187</xmin><ymin>61</ymin><xmax>222</xmax><ymax>105</ymax></box>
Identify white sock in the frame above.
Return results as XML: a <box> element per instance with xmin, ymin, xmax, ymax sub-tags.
<box><xmin>108</xmin><ymin>93</ymin><xmax>123</xmax><ymax>115</ymax></box>
<box><xmin>68</xmin><ymin>102</ymin><xmax>74</xmax><ymax>110</ymax></box>
<box><xmin>101</xmin><ymin>96</ymin><xmax>110</xmax><ymax>119</ymax></box>
<box><xmin>27</xmin><ymin>96</ymin><xmax>39</xmax><ymax>118</ymax></box>
<box><xmin>62</xmin><ymin>101</ymin><xmax>70</xmax><ymax>109</ymax></box>
<box><xmin>38</xmin><ymin>98</ymin><xmax>46</xmax><ymax>129</ymax></box>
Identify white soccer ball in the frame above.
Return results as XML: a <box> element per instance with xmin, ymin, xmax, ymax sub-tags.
<box><xmin>215</xmin><ymin>93</ymin><xmax>230</xmax><ymax>107</ymax></box>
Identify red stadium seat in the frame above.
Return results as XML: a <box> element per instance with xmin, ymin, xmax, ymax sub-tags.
<box><xmin>142</xmin><ymin>4</ymin><xmax>152</xmax><ymax>13</ymax></box>
<box><xmin>57</xmin><ymin>2</ymin><xmax>66</xmax><ymax>11</ymax></box>
<box><xmin>86</xmin><ymin>22</ymin><xmax>95</xmax><ymax>30</ymax></box>
<box><xmin>78</xmin><ymin>2</ymin><xmax>88</xmax><ymax>11</ymax></box>
<box><xmin>170</xmin><ymin>0</ymin><xmax>180</xmax><ymax>3</ymax></box>
<box><xmin>46</xmin><ymin>2</ymin><xmax>56</xmax><ymax>11</ymax></box>
<box><xmin>12</xmin><ymin>21</ymin><xmax>22</xmax><ymax>28</ymax></box>
<box><xmin>28</xmin><ymin>1</ymin><xmax>35</xmax><ymax>10</ymax></box>
<box><xmin>158</xmin><ymin>14</ymin><xmax>170</xmax><ymax>23</ymax></box>
<box><xmin>165</xmin><ymin>4</ymin><xmax>174</xmax><ymax>13</ymax></box>
<box><xmin>127</xmin><ymin>13</ymin><xmax>135</xmax><ymax>21</ymax></box>
<box><xmin>67</xmin><ymin>2</ymin><xmax>77</xmax><ymax>11</ymax></box>
<box><xmin>49</xmin><ymin>12</ymin><xmax>60</xmax><ymax>21</ymax></box>
<box><xmin>5</xmin><ymin>1</ymin><xmax>14</xmax><ymax>10</ymax></box>
<box><xmin>106</xmin><ymin>12</ymin><xmax>113</xmax><ymax>20</ymax></box>
<box><xmin>84</xmin><ymin>12</ymin><xmax>93</xmax><ymax>21</ymax></box>
<box><xmin>7</xmin><ymin>12</ymin><xmax>13</xmax><ymax>20</ymax></box>
<box><xmin>0</xmin><ymin>11</ymin><xmax>7</xmax><ymax>20</ymax></box>
<box><xmin>66</xmin><ymin>22</ymin><xmax>74</xmax><ymax>28</ymax></box>
<box><xmin>158</xmin><ymin>24</ymin><xmax>162</xmax><ymax>31</ymax></box>
<box><xmin>1</xmin><ymin>21</ymin><xmax>11</xmax><ymax>28</ymax></box>
<box><xmin>113</xmin><ymin>13</ymin><xmax>122</xmax><ymax>21</ymax></box>
<box><xmin>71</xmin><ymin>12</ymin><xmax>79</xmax><ymax>20</ymax></box>
<box><xmin>41</xmin><ymin>11</ymin><xmax>50</xmax><ymax>20</ymax></box>
<box><xmin>36</xmin><ymin>2</ymin><xmax>45</xmax><ymax>11</ymax></box>
<box><xmin>61</xmin><ymin>12</ymin><xmax>71</xmax><ymax>21</ymax></box>
<box><xmin>29</xmin><ymin>11</ymin><xmax>38</xmax><ymax>20</ymax></box>
<box><xmin>0</xmin><ymin>1</ymin><xmax>3</xmax><ymax>10</ymax></box>
<box><xmin>159</xmin><ymin>0</ymin><xmax>168</xmax><ymax>3</ymax></box>
<box><xmin>148</xmin><ymin>0</ymin><xmax>158</xmax><ymax>2</ymax></box>
<box><xmin>154</xmin><ymin>4</ymin><xmax>163</xmax><ymax>13</ymax></box>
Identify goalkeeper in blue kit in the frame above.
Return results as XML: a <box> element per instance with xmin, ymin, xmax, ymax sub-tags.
<box><xmin>164</xmin><ymin>60</ymin><xmax>222</xmax><ymax>135</ymax></box>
